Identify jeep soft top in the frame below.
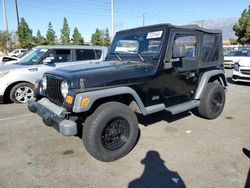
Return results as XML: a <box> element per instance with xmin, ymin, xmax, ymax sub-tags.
<box><xmin>28</xmin><ymin>24</ymin><xmax>227</xmax><ymax>162</ymax></box>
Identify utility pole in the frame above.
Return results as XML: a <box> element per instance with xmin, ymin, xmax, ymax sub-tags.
<box><xmin>15</xmin><ymin>0</ymin><xmax>20</xmax><ymax>26</ymax></box>
<box><xmin>142</xmin><ymin>13</ymin><xmax>145</xmax><ymax>26</ymax></box>
<box><xmin>2</xmin><ymin>0</ymin><xmax>8</xmax><ymax>32</ymax></box>
<box><xmin>111</xmin><ymin>0</ymin><xmax>114</xmax><ymax>40</ymax></box>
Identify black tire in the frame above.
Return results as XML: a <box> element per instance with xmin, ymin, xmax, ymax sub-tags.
<box><xmin>10</xmin><ymin>82</ymin><xmax>34</xmax><ymax>104</ymax></box>
<box><xmin>82</xmin><ymin>102</ymin><xmax>138</xmax><ymax>162</ymax></box>
<box><xmin>198</xmin><ymin>83</ymin><xmax>225</xmax><ymax>119</ymax></box>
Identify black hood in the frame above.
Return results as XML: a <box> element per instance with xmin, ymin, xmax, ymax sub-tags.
<box><xmin>46</xmin><ymin>61</ymin><xmax>156</xmax><ymax>89</ymax></box>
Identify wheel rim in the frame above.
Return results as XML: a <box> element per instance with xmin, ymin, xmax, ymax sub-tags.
<box><xmin>15</xmin><ymin>86</ymin><xmax>34</xmax><ymax>103</ymax></box>
<box><xmin>211</xmin><ymin>92</ymin><xmax>223</xmax><ymax>113</ymax></box>
<box><xmin>101</xmin><ymin>118</ymin><xmax>130</xmax><ymax>150</ymax></box>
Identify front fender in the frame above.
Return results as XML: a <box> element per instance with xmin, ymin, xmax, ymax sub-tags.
<box><xmin>72</xmin><ymin>87</ymin><xmax>147</xmax><ymax>115</ymax></box>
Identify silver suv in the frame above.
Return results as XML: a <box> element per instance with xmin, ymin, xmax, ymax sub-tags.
<box><xmin>0</xmin><ymin>45</ymin><xmax>108</xmax><ymax>103</ymax></box>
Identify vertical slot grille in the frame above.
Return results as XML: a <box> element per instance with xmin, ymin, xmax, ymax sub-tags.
<box><xmin>46</xmin><ymin>76</ymin><xmax>64</xmax><ymax>105</ymax></box>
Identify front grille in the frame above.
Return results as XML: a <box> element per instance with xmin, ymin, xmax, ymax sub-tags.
<box><xmin>240</xmin><ymin>70</ymin><xmax>250</xmax><ymax>76</ymax></box>
<box><xmin>46</xmin><ymin>76</ymin><xmax>64</xmax><ymax>105</ymax></box>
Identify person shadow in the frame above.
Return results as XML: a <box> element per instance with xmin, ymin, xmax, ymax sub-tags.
<box><xmin>128</xmin><ymin>151</ymin><xmax>186</xmax><ymax>188</ymax></box>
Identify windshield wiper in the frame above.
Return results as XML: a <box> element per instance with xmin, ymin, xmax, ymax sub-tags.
<box><xmin>136</xmin><ymin>52</ymin><xmax>145</xmax><ymax>62</ymax></box>
<box><xmin>112</xmin><ymin>52</ymin><xmax>122</xmax><ymax>61</ymax></box>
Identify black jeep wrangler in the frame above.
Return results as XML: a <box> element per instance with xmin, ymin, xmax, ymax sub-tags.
<box><xmin>28</xmin><ymin>24</ymin><xmax>227</xmax><ymax>162</ymax></box>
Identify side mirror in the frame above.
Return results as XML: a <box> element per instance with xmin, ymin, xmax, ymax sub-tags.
<box><xmin>42</xmin><ymin>57</ymin><xmax>54</xmax><ymax>64</ymax></box>
<box><xmin>172</xmin><ymin>45</ymin><xmax>187</xmax><ymax>58</ymax></box>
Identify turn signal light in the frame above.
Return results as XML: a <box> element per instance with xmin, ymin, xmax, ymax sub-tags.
<box><xmin>65</xmin><ymin>95</ymin><xmax>73</xmax><ymax>105</ymax></box>
<box><xmin>81</xmin><ymin>97</ymin><xmax>90</xmax><ymax>107</ymax></box>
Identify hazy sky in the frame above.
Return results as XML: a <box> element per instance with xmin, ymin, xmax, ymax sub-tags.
<box><xmin>1</xmin><ymin>0</ymin><xmax>249</xmax><ymax>41</ymax></box>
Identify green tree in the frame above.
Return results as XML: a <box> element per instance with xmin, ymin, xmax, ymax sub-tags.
<box><xmin>16</xmin><ymin>17</ymin><xmax>33</xmax><ymax>48</ymax></box>
<box><xmin>0</xmin><ymin>31</ymin><xmax>10</xmax><ymax>54</ymax></box>
<box><xmin>103</xmin><ymin>28</ymin><xmax>111</xmax><ymax>46</ymax></box>
<box><xmin>34</xmin><ymin>30</ymin><xmax>45</xmax><ymax>45</ymax></box>
<box><xmin>71</xmin><ymin>27</ymin><xmax>84</xmax><ymax>45</ymax></box>
<box><xmin>91</xmin><ymin>28</ymin><xmax>102</xmax><ymax>45</ymax></box>
<box><xmin>60</xmin><ymin>17</ymin><xmax>70</xmax><ymax>44</ymax></box>
<box><xmin>233</xmin><ymin>6</ymin><xmax>250</xmax><ymax>45</ymax></box>
<box><xmin>46</xmin><ymin>22</ymin><xmax>56</xmax><ymax>45</ymax></box>
<box><xmin>229</xmin><ymin>38</ymin><xmax>238</xmax><ymax>45</ymax></box>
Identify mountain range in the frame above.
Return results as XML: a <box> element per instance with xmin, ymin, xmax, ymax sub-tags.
<box><xmin>192</xmin><ymin>17</ymin><xmax>238</xmax><ymax>40</ymax></box>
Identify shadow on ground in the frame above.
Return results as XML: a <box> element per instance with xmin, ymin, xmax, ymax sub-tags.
<box><xmin>243</xmin><ymin>148</ymin><xmax>250</xmax><ymax>188</ymax></box>
<box><xmin>137</xmin><ymin>110</ymin><xmax>192</xmax><ymax>127</ymax></box>
<box><xmin>128</xmin><ymin>150</ymin><xmax>186</xmax><ymax>188</ymax></box>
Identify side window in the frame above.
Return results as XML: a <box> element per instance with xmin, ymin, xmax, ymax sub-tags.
<box><xmin>95</xmin><ymin>50</ymin><xmax>102</xmax><ymax>59</ymax></box>
<box><xmin>48</xmin><ymin>49</ymin><xmax>71</xmax><ymax>63</ymax></box>
<box><xmin>202</xmin><ymin>34</ymin><xmax>220</xmax><ymax>62</ymax></box>
<box><xmin>76</xmin><ymin>49</ymin><xmax>99</xmax><ymax>61</ymax></box>
<box><xmin>173</xmin><ymin>34</ymin><xmax>196</xmax><ymax>58</ymax></box>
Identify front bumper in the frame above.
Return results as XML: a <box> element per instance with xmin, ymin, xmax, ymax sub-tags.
<box><xmin>28</xmin><ymin>98</ymin><xmax>77</xmax><ymax>136</ymax></box>
<box><xmin>232</xmin><ymin>70</ymin><xmax>250</xmax><ymax>83</ymax></box>
<box><xmin>224</xmin><ymin>62</ymin><xmax>235</xmax><ymax>68</ymax></box>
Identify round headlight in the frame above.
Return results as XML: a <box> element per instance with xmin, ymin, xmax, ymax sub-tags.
<box><xmin>42</xmin><ymin>76</ymin><xmax>47</xmax><ymax>90</ymax></box>
<box><xmin>61</xmin><ymin>80</ymin><xmax>69</xmax><ymax>98</ymax></box>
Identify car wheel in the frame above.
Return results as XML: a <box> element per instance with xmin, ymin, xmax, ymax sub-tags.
<box><xmin>82</xmin><ymin>102</ymin><xmax>139</xmax><ymax>162</ymax></box>
<box><xmin>198</xmin><ymin>83</ymin><xmax>225</xmax><ymax>119</ymax></box>
<box><xmin>10</xmin><ymin>83</ymin><xmax>34</xmax><ymax>104</ymax></box>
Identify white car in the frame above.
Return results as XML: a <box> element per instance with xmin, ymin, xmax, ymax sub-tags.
<box><xmin>8</xmin><ymin>49</ymin><xmax>27</xmax><ymax>57</ymax></box>
<box><xmin>0</xmin><ymin>45</ymin><xmax>108</xmax><ymax>104</ymax></box>
<box><xmin>232</xmin><ymin>58</ymin><xmax>250</xmax><ymax>83</ymax></box>
<box><xmin>224</xmin><ymin>50</ymin><xmax>250</xmax><ymax>68</ymax></box>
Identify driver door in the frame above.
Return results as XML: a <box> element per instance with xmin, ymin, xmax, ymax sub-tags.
<box><xmin>160</xmin><ymin>30</ymin><xmax>199</xmax><ymax>107</ymax></box>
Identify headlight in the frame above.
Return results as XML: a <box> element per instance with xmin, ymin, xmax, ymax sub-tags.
<box><xmin>234</xmin><ymin>64</ymin><xmax>240</xmax><ymax>71</ymax></box>
<box><xmin>42</xmin><ymin>76</ymin><xmax>47</xmax><ymax>90</ymax></box>
<box><xmin>61</xmin><ymin>80</ymin><xmax>69</xmax><ymax>98</ymax></box>
<box><xmin>0</xmin><ymin>70</ymin><xmax>9</xmax><ymax>78</ymax></box>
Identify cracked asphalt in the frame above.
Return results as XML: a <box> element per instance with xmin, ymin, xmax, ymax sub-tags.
<box><xmin>0</xmin><ymin>69</ymin><xmax>249</xmax><ymax>188</ymax></box>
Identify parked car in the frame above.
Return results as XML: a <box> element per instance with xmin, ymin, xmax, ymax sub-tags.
<box><xmin>224</xmin><ymin>50</ymin><xmax>250</xmax><ymax>68</ymax></box>
<box><xmin>232</xmin><ymin>59</ymin><xmax>250</xmax><ymax>83</ymax></box>
<box><xmin>0</xmin><ymin>45</ymin><xmax>108</xmax><ymax>104</ymax></box>
<box><xmin>28</xmin><ymin>24</ymin><xmax>227</xmax><ymax>162</ymax></box>
<box><xmin>1</xmin><ymin>50</ymin><xmax>31</xmax><ymax>65</ymax></box>
<box><xmin>8</xmin><ymin>49</ymin><xmax>27</xmax><ymax>57</ymax></box>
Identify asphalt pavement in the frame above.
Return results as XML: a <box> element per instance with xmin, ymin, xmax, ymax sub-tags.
<box><xmin>0</xmin><ymin>69</ymin><xmax>249</xmax><ymax>188</ymax></box>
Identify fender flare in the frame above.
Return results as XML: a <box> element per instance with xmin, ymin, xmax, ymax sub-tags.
<box><xmin>195</xmin><ymin>70</ymin><xmax>227</xmax><ymax>99</ymax></box>
<box><xmin>72</xmin><ymin>86</ymin><xmax>148</xmax><ymax>115</ymax></box>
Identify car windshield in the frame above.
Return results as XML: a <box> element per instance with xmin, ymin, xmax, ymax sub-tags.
<box><xmin>225</xmin><ymin>50</ymin><xmax>249</xmax><ymax>57</ymax></box>
<box><xmin>17</xmin><ymin>48</ymin><xmax>48</xmax><ymax>65</ymax></box>
<box><xmin>110</xmin><ymin>30</ymin><xmax>164</xmax><ymax>59</ymax></box>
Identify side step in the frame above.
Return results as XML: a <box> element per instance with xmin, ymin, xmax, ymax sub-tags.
<box><xmin>165</xmin><ymin>100</ymin><xmax>200</xmax><ymax>115</ymax></box>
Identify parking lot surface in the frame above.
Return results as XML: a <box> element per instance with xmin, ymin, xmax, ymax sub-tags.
<box><xmin>0</xmin><ymin>69</ymin><xmax>249</xmax><ymax>188</ymax></box>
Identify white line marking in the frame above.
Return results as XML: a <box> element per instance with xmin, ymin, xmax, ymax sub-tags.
<box><xmin>0</xmin><ymin>114</ymin><xmax>34</xmax><ymax>122</ymax></box>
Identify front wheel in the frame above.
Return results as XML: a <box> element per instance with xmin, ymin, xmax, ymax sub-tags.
<box><xmin>10</xmin><ymin>83</ymin><xmax>34</xmax><ymax>104</ymax></box>
<box><xmin>82</xmin><ymin>102</ymin><xmax>139</xmax><ymax>162</ymax></box>
<box><xmin>198</xmin><ymin>83</ymin><xmax>225</xmax><ymax>119</ymax></box>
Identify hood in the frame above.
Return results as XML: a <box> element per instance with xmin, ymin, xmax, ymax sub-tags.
<box><xmin>239</xmin><ymin>59</ymin><xmax>250</xmax><ymax>67</ymax></box>
<box><xmin>46</xmin><ymin>60</ymin><xmax>156</xmax><ymax>88</ymax></box>
<box><xmin>0</xmin><ymin>64</ymin><xmax>29</xmax><ymax>71</ymax></box>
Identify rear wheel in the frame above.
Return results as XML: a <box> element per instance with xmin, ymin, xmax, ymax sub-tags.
<box><xmin>10</xmin><ymin>83</ymin><xmax>34</xmax><ymax>104</ymax></box>
<box><xmin>82</xmin><ymin>102</ymin><xmax>138</xmax><ymax>162</ymax></box>
<box><xmin>198</xmin><ymin>83</ymin><xmax>225</xmax><ymax>119</ymax></box>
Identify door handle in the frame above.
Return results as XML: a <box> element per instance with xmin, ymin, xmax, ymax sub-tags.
<box><xmin>28</xmin><ymin>68</ymin><xmax>38</xmax><ymax>72</ymax></box>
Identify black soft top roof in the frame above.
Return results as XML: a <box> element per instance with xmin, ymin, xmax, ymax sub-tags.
<box><xmin>117</xmin><ymin>23</ymin><xmax>222</xmax><ymax>35</ymax></box>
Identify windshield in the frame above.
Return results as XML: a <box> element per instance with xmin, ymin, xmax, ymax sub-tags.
<box><xmin>17</xmin><ymin>48</ymin><xmax>48</xmax><ymax>65</ymax></box>
<box><xmin>110</xmin><ymin>30</ymin><xmax>164</xmax><ymax>58</ymax></box>
<box><xmin>225</xmin><ymin>50</ymin><xmax>250</xmax><ymax>57</ymax></box>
